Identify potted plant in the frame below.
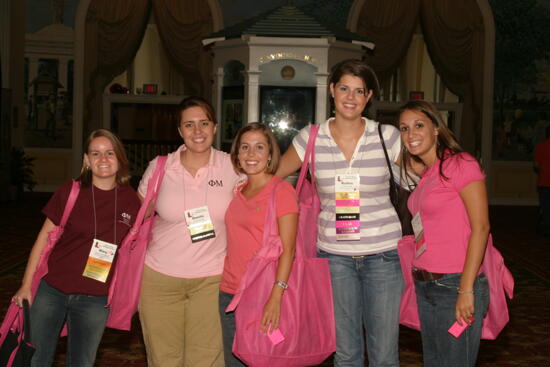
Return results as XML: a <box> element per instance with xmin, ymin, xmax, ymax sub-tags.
<box><xmin>10</xmin><ymin>147</ymin><xmax>37</xmax><ymax>200</ymax></box>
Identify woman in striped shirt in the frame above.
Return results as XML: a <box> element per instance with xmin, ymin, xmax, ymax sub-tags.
<box><xmin>277</xmin><ymin>59</ymin><xmax>404</xmax><ymax>367</ymax></box>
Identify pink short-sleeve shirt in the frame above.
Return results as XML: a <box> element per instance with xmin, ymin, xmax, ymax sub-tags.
<box><xmin>220</xmin><ymin>176</ymin><xmax>298</xmax><ymax>294</ymax></box>
<box><xmin>408</xmin><ymin>152</ymin><xmax>485</xmax><ymax>273</ymax></box>
<box><xmin>138</xmin><ymin>146</ymin><xmax>242</xmax><ymax>278</ymax></box>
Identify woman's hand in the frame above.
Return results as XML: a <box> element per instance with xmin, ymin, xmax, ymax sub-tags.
<box><xmin>12</xmin><ymin>286</ymin><xmax>32</xmax><ymax>307</ymax></box>
<box><xmin>261</xmin><ymin>292</ymin><xmax>282</xmax><ymax>334</ymax></box>
<box><xmin>455</xmin><ymin>292</ymin><xmax>475</xmax><ymax>325</ymax></box>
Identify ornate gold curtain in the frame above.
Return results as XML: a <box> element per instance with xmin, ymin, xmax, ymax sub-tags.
<box><xmin>84</xmin><ymin>0</ymin><xmax>151</xmax><ymax>131</ymax></box>
<box><xmin>152</xmin><ymin>0</ymin><xmax>214</xmax><ymax>98</ymax></box>
<box><xmin>355</xmin><ymin>0</ymin><xmax>487</xmax><ymax>153</ymax></box>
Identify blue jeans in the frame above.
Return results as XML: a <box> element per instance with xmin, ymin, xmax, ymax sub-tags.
<box><xmin>415</xmin><ymin>273</ymin><xmax>489</xmax><ymax>367</ymax></box>
<box><xmin>218</xmin><ymin>291</ymin><xmax>247</xmax><ymax>367</ymax></box>
<box><xmin>30</xmin><ymin>280</ymin><xmax>109</xmax><ymax>367</ymax></box>
<box><xmin>318</xmin><ymin>249</ymin><xmax>403</xmax><ymax>367</ymax></box>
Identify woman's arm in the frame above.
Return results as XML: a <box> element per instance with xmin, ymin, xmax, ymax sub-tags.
<box><xmin>260</xmin><ymin>212</ymin><xmax>298</xmax><ymax>333</ymax></box>
<box><xmin>275</xmin><ymin>145</ymin><xmax>302</xmax><ymax>179</ymax></box>
<box><xmin>13</xmin><ymin>218</ymin><xmax>56</xmax><ymax>306</ymax></box>
<box><xmin>455</xmin><ymin>180</ymin><xmax>490</xmax><ymax>324</ymax></box>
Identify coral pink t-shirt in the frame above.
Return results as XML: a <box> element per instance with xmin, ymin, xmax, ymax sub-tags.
<box><xmin>220</xmin><ymin>176</ymin><xmax>298</xmax><ymax>294</ymax></box>
<box><xmin>408</xmin><ymin>152</ymin><xmax>485</xmax><ymax>273</ymax></box>
<box><xmin>138</xmin><ymin>146</ymin><xmax>242</xmax><ymax>278</ymax></box>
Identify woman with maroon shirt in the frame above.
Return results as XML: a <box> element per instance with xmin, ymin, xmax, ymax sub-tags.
<box><xmin>12</xmin><ymin>129</ymin><xmax>140</xmax><ymax>367</ymax></box>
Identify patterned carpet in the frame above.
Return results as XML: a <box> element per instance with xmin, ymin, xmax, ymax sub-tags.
<box><xmin>1</xmin><ymin>195</ymin><xmax>549</xmax><ymax>366</ymax></box>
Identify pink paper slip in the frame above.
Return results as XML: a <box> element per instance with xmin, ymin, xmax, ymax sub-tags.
<box><xmin>267</xmin><ymin>328</ymin><xmax>285</xmax><ymax>345</ymax></box>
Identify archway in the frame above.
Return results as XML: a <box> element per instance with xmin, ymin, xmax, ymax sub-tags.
<box><xmin>71</xmin><ymin>0</ymin><xmax>224</xmax><ymax>176</ymax></box>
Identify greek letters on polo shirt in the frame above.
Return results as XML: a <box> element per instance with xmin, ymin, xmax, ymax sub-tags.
<box><xmin>138</xmin><ymin>147</ymin><xmax>242</xmax><ymax>278</ymax></box>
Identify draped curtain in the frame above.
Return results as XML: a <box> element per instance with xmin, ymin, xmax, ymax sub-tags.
<box><xmin>152</xmin><ymin>0</ymin><xmax>214</xmax><ymax>99</ymax></box>
<box><xmin>84</xmin><ymin>0</ymin><xmax>151</xmax><ymax>131</ymax></box>
<box><xmin>420</xmin><ymin>0</ymin><xmax>485</xmax><ymax>154</ymax></box>
<box><xmin>355</xmin><ymin>0</ymin><xmax>486</xmax><ymax>153</ymax></box>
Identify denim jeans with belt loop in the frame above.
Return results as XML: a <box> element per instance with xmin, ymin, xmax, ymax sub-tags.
<box><xmin>29</xmin><ymin>280</ymin><xmax>109</xmax><ymax>367</ymax></box>
<box><xmin>414</xmin><ymin>272</ymin><xmax>489</xmax><ymax>367</ymax></box>
<box><xmin>318</xmin><ymin>248</ymin><xmax>403</xmax><ymax>367</ymax></box>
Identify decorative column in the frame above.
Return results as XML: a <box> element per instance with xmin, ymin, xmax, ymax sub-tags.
<box><xmin>28</xmin><ymin>57</ymin><xmax>39</xmax><ymax>95</ymax></box>
<box><xmin>244</xmin><ymin>70</ymin><xmax>261</xmax><ymax>123</ymax></box>
<box><xmin>58</xmin><ymin>57</ymin><xmax>69</xmax><ymax>92</ymax></box>
<box><xmin>315</xmin><ymin>72</ymin><xmax>330</xmax><ymax>124</ymax></box>
<box><xmin>213</xmin><ymin>67</ymin><xmax>224</xmax><ymax>148</ymax></box>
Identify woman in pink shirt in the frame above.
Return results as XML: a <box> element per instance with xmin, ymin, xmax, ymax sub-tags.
<box><xmin>138</xmin><ymin>97</ymin><xmax>242</xmax><ymax>367</ymax></box>
<box><xmin>398</xmin><ymin>100</ymin><xmax>490</xmax><ymax>367</ymax></box>
<box><xmin>219</xmin><ymin>123</ymin><xmax>298</xmax><ymax>366</ymax></box>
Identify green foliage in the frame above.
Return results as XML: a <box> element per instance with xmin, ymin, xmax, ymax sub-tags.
<box><xmin>491</xmin><ymin>0</ymin><xmax>550</xmax><ymax>101</ymax></box>
<box><xmin>10</xmin><ymin>147</ymin><xmax>37</xmax><ymax>192</ymax></box>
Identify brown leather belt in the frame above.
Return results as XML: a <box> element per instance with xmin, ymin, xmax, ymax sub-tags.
<box><xmin>412</xmin><ymin>267</ymin><xmax>445</xmax><ymax>281</ymax></box>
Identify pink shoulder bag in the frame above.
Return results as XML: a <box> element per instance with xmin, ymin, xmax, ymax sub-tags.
<box><xmin>397</xmin><ymin>234</ymin><xmax>514</xmax><ymax>339</ymax></box>
<box><xmin>0</xmin><ymin>180</ymin><xmax>80</xmax><ymax>346</ymax></box>
<box><xmin>106</xmin><ymin>155</ymin><xmax>167</xmax><ymax>330</ymax></box>
<box><xmin>227</xmin><ymin>125</ymin><xmax>336</xmax><ymax>366</ymax></box>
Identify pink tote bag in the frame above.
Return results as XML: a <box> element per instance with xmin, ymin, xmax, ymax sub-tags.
<box><xmin>227</xmin><ymin>125</ymin><xmax>335</xmax><ymax>366</ymax></box>
<box><xmin>106</xmin><ymin>156</ymin><xmax>167</xmax><ymax>331</ymax></box>
<box><xmin>397</xmin><ymin>234</ymin><xmax>514</xmax><ymax>339</ymax></box>
<box><xmin>1</xmin><ymin>180</ymin><xmax>80</xmax><ymax>344</ymax></box>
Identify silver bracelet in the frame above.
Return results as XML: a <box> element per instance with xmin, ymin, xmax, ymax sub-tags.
<box><xmin>274</xmin><ymin>280</ymin><xmax>288</xmax><ymax>290</ymax></box>
<box><xmin>457</xmin><ymin>289</ymin><xmax>474</xmax><ymax>294</ymax></box>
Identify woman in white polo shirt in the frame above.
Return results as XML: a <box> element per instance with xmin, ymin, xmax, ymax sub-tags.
<box><xmin>277</xmin><ymin>59</ymin><xmax>403</xmax><ymax>367</ymax></box>
<box><xmin>138</xmin><ymin>96</ymin><xmax>242</xmax><ymax>367</ymax></box>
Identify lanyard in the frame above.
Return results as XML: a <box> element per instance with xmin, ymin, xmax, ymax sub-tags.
<box><xmin>91</xmin><ymin>185</ymin><xmax>117</xmax><ymax>244</ymax></box>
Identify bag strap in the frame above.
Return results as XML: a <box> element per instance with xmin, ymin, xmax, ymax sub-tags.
<box><xmin>295</xmin><ymin>124</ymin><xmax>320</xmax><ymax>195</ymax></box>
<box><xmin>21</xmin><ymin>300</ymin><xmax>31</xmax><ymax>344</ymax></box>
<box><xmin>125</xmin><ymin>155</ymin><xmax>168</xmax><ymax>243</ymax></box>
<box><xmin>258</xmin><ymin>179</ymin><xmax>284</xmax><ymax>259</ymax></box>
<box><xmin>59</xmin><ymin>180</ymin><xmax>81</xmax><ymax>228</ymax></box>
<box><xmin>377</xmin><ymin>123</ymin><xmax>399</xmax><ymax>208</ymax></box>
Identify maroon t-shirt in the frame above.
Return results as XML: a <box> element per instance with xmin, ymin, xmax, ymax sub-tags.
<box><xmin>42</xmin><ymin>180</ymin><xmax>141</xmax><ymax>296</ymax></box>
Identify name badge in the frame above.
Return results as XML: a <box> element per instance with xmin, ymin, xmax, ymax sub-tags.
<box><xmin>335</xmin><ymin>174</ymin><xmax>360</xmax><ymax>241</ymax></box>
<box><xmin>83</xmin><ymin>239</ymin><xmax>117</xmax><ymax>283</ymax></box>
<box><xmin>185</xmin><ymin>206</ymin><xmax>216</xmax><ymax>243</ymax></box>
<box><xmin>411</xmin><ymin>212</ymin><xmax>426</xmax><ymax>258</ymax></box>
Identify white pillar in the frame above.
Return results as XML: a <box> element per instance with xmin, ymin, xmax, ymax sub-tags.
<box><xmin>28</xmin><ymin>57</ymin><xmax>39</xmax><ymax>95</ymax></box>
<box><xmin>0</xmin><ymin>0</ymin><xmax>10</xmax><ymax>89</ymax></box>
<box><xmin>478</xmin><ymin>0</ymin><xmax>496</xmax><ymax>202</ymax></box>
<box><xmin>58</xmin><ymin>58</ymin><xmax>68</xmax><ymax>92</ymax></box>
<box><xmin>315</xmin><ymin>72</ymin><xmax>330</xmax><ymax>124</ymax></box>
<box><xmin>213</xmin><ymin>67</ymin><xmax>224</xmax><ymax>148</ymax></box>
<box><xmin>244</xmin><ymin>70</ymin><xmax>260</xmax><ymax>123</ymax></box>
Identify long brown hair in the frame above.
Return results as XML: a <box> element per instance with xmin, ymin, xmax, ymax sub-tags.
<box><xmin>398</xmin><ymin>100</ymin><xmax>464</xmax><ymax>180</ymax></box>
<box><xmin>78</xmin><ymin>129</ymin><xmax>130</xmax><ymax>187</ymax></box>
<box><xmin>230</xmin><ymin>122</ymin><xmax>280</xmax><ymax>175</ymax></box>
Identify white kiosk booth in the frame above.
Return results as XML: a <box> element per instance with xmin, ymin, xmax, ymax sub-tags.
<box><xmin>203</xmin><ymin>5</ymin><xmax>374</xmax><ymax>152</ymax></box>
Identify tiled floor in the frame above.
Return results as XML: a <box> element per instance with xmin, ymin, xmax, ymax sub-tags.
<box><xmin>1</xmin><ymin>194</ymin><xmax>549</xmax><ymax>366</ymax></box>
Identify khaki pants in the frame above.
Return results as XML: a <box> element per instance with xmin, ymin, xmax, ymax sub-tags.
<box><xmin>139</xmin><ymin>265</ymin><xmax>224</xmax><ymax>367</ymax></box>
